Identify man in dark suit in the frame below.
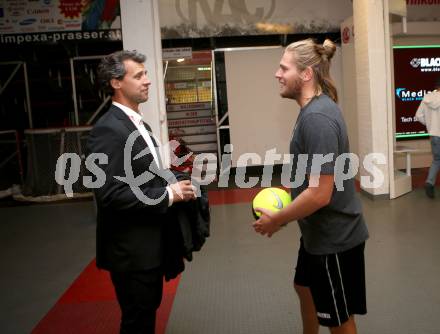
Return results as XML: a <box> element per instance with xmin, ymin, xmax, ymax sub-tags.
<box><xmin>87</xmin><ymin>50</ymin><xmax>196</xmax><ymax>334</ymax></box>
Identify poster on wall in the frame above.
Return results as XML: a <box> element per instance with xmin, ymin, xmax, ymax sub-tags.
<box><xmin>0</xmin><ymin>0</ymin><xmax>121</xmax><ymax>45</ymax></box>
<box><xmin>393</xmin><ymin>45</ymin><xmax>440</xmax><ymax>140</ymax></box>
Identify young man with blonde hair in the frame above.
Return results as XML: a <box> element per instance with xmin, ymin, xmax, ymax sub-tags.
<box><xmin>253</xmin><ymin>39</ymin><xmax>369</xmax><ymax>334</ymax></box>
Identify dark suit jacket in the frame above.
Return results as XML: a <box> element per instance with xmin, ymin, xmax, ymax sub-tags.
<box><xmin>87</xmin><ymin>104</ymin><xmax>172</xmax><ymax>272</ymax></box>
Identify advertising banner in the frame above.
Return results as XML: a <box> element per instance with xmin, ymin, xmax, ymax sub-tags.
<box><xmin>0</xmin><ymin>0</ymin><xmax>121</xmax><ymax>44</ymax></box>
<box><xmin>393</xmin><ymin>45</ymin><xmax>440</xmax><ymax>139</ymax></box>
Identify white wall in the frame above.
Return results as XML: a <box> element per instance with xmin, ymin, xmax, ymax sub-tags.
<box><xmin>340</xmin><ymin>17</ymin><xmax>359</xmax><ymax>157</ymax></box>
<box><xmin>225</xmin><ymin>47</ymin><xmax>294</xmax><ymax>167</ymax></box>
<box><xmin>353</xmin><ymin>0</ymin><xmax>391</xmax><ymax>196</ymax></box>
<box><xmin>120</xmin><ymin>0</ymin><xmax>170</xmax><ymax>166</ymax></box>
<box><xmin>223</xmin><ymin>45</ymin><xmax>343</xmax><ymax>167</ymax></box>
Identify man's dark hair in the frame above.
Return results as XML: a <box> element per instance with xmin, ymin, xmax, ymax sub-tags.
<box><xmin>97</xmin><ymin>50</ymin><xmax>146</xmax><ymax>95</ymax></box>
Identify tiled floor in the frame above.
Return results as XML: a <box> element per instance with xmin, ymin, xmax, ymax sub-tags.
<box><xmin>1</xmin><ymin>186</ymin><xmax>440</xmax><ymax>334</ymax></box>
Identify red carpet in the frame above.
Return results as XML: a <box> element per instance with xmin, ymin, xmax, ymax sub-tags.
<box><xmin>31</xmin><ymin>259</ymin><xmax>180</xmax><ymax>334</ymax></box>
<box><xmin>208</xmin><ymin>187</ymin><xmax>264</xmax><ymax>205</ymax></box>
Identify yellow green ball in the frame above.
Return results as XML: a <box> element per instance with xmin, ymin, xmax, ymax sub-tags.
<box><xmin>252</xmin><ymin>187</ymin><xmax>292</xmax><ymax>219</ymax></box>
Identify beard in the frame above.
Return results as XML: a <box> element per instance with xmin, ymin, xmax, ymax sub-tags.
<box><xmin>280</xmin><ymin>76</ymin><xmax>303</xmax><ymax>100</ymax></box>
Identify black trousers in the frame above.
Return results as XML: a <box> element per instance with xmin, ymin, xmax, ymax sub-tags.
<box><xmin>110</xmin><ymin>268</ymin><xmax>164</xmax><ymax>334</ymax></box>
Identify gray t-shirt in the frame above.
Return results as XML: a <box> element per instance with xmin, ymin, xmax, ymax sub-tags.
<box><xmin>290</xmin><ymin>94</ymin><xmax>369</xmax><ymax>255</ymax></box>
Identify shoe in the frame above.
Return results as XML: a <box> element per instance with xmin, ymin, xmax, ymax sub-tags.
<box><xmin>425</xmin><ymin>183</ymin><xmax>435</xmax><ymax>199</ymax></box>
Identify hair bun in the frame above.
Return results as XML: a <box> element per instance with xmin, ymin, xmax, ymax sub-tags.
<box><xmin>322</xmin><ymin>39</ymin><xmax>336</xmax><ymax>60</ymax></box>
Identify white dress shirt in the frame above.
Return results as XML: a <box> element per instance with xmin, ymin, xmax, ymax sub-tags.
<box><xmin>113</xmin><ymin>102</ymin><xmax>174</xmax><ymax>205</ymax></box>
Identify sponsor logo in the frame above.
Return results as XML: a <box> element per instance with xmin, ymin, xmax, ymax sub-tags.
<box><xmin>0</xmin><ymin>29</ymin><xmax>122</xmax><ymax>45</ymax></box>
<box><xmin>410</xmin><ymin>58</ymin><xmax>421</xmax><ymax>67</ymax></box>
<box><xmin>27</xmin><ymin>9</ymin><xmax>50</xmax><ymax>15</ymax></box>
<box><xmin>317</xmin><ymin>312</ymin><xmax>331</xmax><ymax>319</ymax></box>
<box><xmin>395</xmin><ymin>87</ymin><xmax>432</xmax><ymax>101</ymax></box>
<box><xmin>19</xmin><ymin>18</ymin><xmax>36</xmax><ymax>26</ymax></box>
<box><xmin>410</xmin><ymin>57</ymin><xmax>440</xmax><ymax>72</ymax></box>
<box><xmin>269</xmin><ymin>189</ymin><xmax>283</xmax><ymax>209</ymax></box>
<box><xmin>59</xmin><ymin>0</ymin><xmax>84</xmax><ymax>19</ymax></box>
<box><xmin>40</xmin><ymin>18</ymin><xmax>55</xmax><ymax>24</ymax></box>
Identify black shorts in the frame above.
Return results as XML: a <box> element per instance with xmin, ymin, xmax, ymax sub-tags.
<box><xmin>294</xmin><ymin>239</ymin><xmax>367</xmax><ymax>327</ymax></box>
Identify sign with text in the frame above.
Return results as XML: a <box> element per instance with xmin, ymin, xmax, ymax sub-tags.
<box><xmin>393</xmin><ymin>45</ymin><xmax>440</xmax><ymax>140</ymax></box>
<box><xmin>0</xmin><ymin>0</ymin><xmax>121</xmax><ymax>44</ymax></box>
<box><xmin>163</xmin><ymin>47</ymin><xmax>192</xmax><ymax>60</ymax></box>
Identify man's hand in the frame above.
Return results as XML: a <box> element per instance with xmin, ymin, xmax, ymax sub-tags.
<box><xmin>252</xmin><ymin>207</ymin><xmax>284</xmax><ymax>238</ymax></box>
<box><xmin>169</xmin><ymin>180</ymin><xmax>196</xmax><ymax>202</ymax></box>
